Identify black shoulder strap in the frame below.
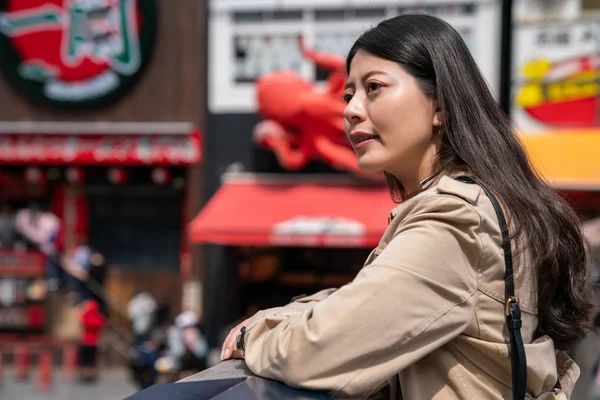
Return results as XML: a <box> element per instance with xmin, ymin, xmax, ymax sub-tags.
<box><xmin>454</xmin><ymin>176</ymin><xmax>527</xmax><ymax>400</ymax></box>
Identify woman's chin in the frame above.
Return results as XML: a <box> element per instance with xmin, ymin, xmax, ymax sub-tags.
<box><xmin>357</xmin><ymin>158</ymin><xmax>385</xmax><ymax>174</ymax></box>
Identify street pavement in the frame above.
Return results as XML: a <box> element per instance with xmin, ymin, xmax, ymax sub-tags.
<box><xmin>1</xmin><ymin>367</ymin><xmax>139</xmax><ymax>400</ymax></box>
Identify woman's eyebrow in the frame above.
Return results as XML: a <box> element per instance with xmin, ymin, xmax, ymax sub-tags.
<box><xmin>345</xmin><ymin>70</ymin><xmax>391</xmax><ymax>90</ymax></box>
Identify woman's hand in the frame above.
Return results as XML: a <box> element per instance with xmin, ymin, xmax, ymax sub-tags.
<box><xmin>221</xmin><ymin>317</ymin><xmax>251</xmax><ymax>361</ymax></box>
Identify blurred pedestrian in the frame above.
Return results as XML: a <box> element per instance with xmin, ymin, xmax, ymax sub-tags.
<box><xmin>15</xmin><ymin>205</ymin><xmax>61</xmax><ymax>291</ymax></box>
<box><xmin>176</xmin><ymin>311</ymin><xmax>207</xmax><ymax>374</ymax></box>
<box><xmin>128</xmin><ymin>291</ymin><xmax>157</xmax><ymax>346</ymax></box>
<box><xmin>61</xmin><ymin>246</ymin><xmax>108</xmax><ymax>316</ymax></box>
<box><xmin>155</xmin><ymin>310</ymin><xmax>207</xmax><ymax>378</ymax></box>
<box><xmin>129</xmin><ymin>330</ymin><xmax>163</xmax><ymax>390</ymax></box>
<box><xmin>64</xmin><ymin>235</ymin><xmax>92</xmax><ymax>303</ymax></box>
<box><xmin>87</xmin><ymin>251</ymin><xmax>108</xmax><ymax>316</ymax></box>
<box><xmin>79</xmin><ymin>299</ymin><xmax>106</xmax><ymax>383</ymax></box>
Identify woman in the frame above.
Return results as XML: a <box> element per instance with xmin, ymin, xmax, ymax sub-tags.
<box><xmin>221</xmin><ymin>15</ymin><xmax>593</xmax><ymax>399</ymax></box>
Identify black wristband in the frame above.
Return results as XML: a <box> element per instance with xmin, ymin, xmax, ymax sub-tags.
<box><xmin>236</xmin><ymin>326</ymin><xmax>246</xmax><ymax>352</ymax></box>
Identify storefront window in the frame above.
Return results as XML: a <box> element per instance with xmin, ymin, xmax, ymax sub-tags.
<box><xmin>88</xmin><ymin>185</ymin><xmax>182</xmax><ymax>271</ymax></box>
<box><xmin>238</xmin><ymin>246</ymin><xmax>371</xmax><ymax>310</ymax></box>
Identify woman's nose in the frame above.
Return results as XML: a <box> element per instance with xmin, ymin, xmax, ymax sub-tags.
<box><xmin>344</xmin><ymin>97</ymin><xmax>367</xmax><ymax>125</ymax></box>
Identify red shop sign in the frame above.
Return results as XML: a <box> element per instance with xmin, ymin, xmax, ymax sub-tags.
<box><xmin>0</xmin><ymin>132</ymin><xmax>202</xmax><ymax>166</ymax></box>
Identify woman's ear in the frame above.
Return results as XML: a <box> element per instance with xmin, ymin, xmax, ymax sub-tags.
<box><xmin>432</xmin><ymin>104</ymin><xmax>447</xmax><ymax>127</ymax></box>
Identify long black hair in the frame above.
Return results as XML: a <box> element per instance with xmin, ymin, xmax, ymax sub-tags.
<box><xmin>347</xmin><ymin>14</ymin><xmax>592</xmax><ymax>351</ymax></box>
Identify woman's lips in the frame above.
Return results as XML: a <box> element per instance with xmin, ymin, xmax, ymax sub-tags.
<box><xmin>354</xmin><ymin>138</ymin><xmax>377</xmax><ymax>150</ymax></box>
<box><xmin>350</xmin><ymin>131</ymin><xmax>380</xmax><ymax>150</ymax></box>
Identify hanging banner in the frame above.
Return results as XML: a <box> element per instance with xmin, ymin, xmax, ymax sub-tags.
<box><xmin>0</xmin><ymin>132</ymin><xmax>202</xmax><ymax>165</ymax></box>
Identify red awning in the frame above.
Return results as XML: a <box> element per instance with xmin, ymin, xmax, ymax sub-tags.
<box><xmin>188</xmin><ymin>174</ymin><xmax>394</xmax><ymax>248</ymax></box>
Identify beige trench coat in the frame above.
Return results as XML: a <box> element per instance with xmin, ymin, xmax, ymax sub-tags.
<box><xmin>243</xmin><ymin>175</ymin><xmax>580</xmax><ymax>399</ymax></box>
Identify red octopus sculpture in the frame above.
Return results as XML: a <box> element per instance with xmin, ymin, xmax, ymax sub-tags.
<box><xmin>253</xmin><ymin>39</ymin><xmax>376</xmax><ymax>178</ymax></box>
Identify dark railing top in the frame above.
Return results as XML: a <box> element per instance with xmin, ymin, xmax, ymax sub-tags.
<box><xmin>126</xmin><ymin>360</ymin><xmax>340</xmax><ymax>400</ymax></box>
<box><xmin>178</xmin><ymin>359</ymin><xmax>254</xmax><ymax>383</ymax></box>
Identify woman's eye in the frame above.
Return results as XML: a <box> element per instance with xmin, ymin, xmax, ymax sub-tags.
<box><xmin>342</xmin><ymin>93</ymin><xmax>353</xmax><ymax>103</ymax></box>
<box><xmin>367</xmin><ymin>82</ymin><xmax>382</xmax><ymax>92</ymax></box>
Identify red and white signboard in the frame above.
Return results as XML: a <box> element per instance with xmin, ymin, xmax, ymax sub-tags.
<box><xmin>0</xmin><ymin>132</ymin><xmax>202</xmax><ymax>165</ymax></box>
<box><xmin>512</xmin><ymin>20</ymin><xmax>600</xmax><ymax>131</ymax></box>
<box><xmin>270</xmin><ymin>216</ymin><xmax>367</xmax><ymax>247</ymax></box>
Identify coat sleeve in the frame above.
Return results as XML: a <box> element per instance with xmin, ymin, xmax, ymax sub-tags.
<box><xmin>243</xmin><ymin>195</ymin><xmax>483</xmax><ymax>397</ymax></box>
<box><xmin>246</xmin><ymin>288</ymin><xmax>339</xmax><ymax>325</ymax></box>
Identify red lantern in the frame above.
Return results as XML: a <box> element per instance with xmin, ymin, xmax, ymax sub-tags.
<box><xmin>66</xmin><ymin>167</ymin><xmax>85</xmax><ymax>184</ymax></box>
<box><xmin>24</xmin><ymin>167</ymin><xmax>45</xmax><ymax>184</ymax></box>
<box><xmin>151</xmin><ymin>167</ymin><xmax>170</xmax><ymax>185</ymax></box>
<box><xmin>108</xmin><ymin>168</ymin><xmax>127</xmax><ymax>185</ymax></box>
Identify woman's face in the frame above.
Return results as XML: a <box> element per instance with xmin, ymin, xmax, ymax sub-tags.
<box><xmin>343</xmin><ymin>50</ymin><xmax>441</xmax><ymax>190</ymax></box>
